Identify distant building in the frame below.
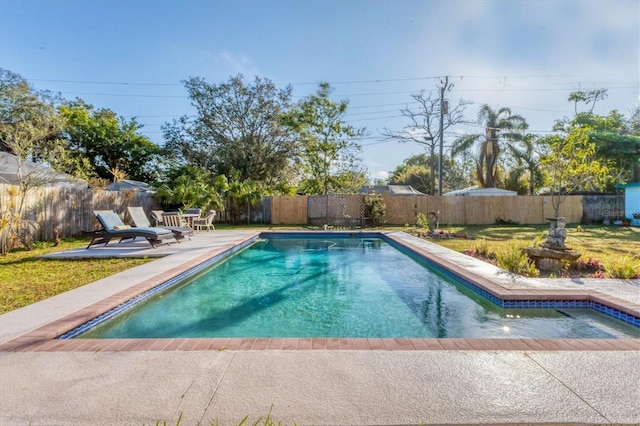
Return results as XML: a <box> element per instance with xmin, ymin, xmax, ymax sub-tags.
<box><xmin>443</xmin><ymin>186</ymin><xmax>517</xmax><ymax>196</ymax></box>
<box><xmin>359</xmin><ymin>185</ymin><xmax>426</xmax><ymax>195</ymax></box>
<box><xmin>615</xmin><ymin>182</ymin><xmax>640</xmax><ymax>222</ymax></box>
<box><xmin>105</xmin><ymin>179</ymin><xmax>156</xmax><ymax>193</ymax></box>
<box><xmin>0</xmin><ymin>152</ymin><xmax>85</xmax><ymax>187</ymax></box>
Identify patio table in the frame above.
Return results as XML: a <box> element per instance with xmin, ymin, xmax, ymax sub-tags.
<box><xmin>179</xmin><ymin>213</ymin><xmax>200</xmax><ymax>228</ymax></box>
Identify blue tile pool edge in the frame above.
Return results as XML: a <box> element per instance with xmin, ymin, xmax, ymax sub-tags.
<box><xmin>383</xmin><ymin>232</ymin><xmax>640</xmax><ymax>328</ymax></box>
<box><xmin>60</xmin><ymin>231</ymin><xmax>640</xmax><ymax>339</ymax></box>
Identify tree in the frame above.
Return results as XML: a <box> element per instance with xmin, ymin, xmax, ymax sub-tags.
<box><xmin>568</xmin><ymin>88</ymin><xmax>608</xmax><ymax>115</ymax></box>
<box><xmin>225</xmin><ymin>178</ymin><xmax>263</xmax><ymax>224</ymax></box>
<box><xmin>57</xmin><ymin>100</ymin><xmax>163</xmax><ymax>183</ymax></box>
<box><xmin>280</xmin><ymin>82</ymin><xmax>366</xmax><ymax>195</ymax></box>
<box><xmin>162</xmin><ymin>75</ymin><xmax>297</xmax><ymax>189</ymax></box>
<box><xmin>0</xmin><ymin>68</ymin><xmax>63</xmax><ymax>159</ymax></box>
<box><xmin>388</xmin><ymin>154</ymin><xmax>432</xmax><ymax>194</ymax></box>
<box><xmin>508</xmin><ymin>134</ymin><xmax>544</xmax><ymax>195</ymax></box>
<box><xmin>0</xmin><ymin>69</ymin><xmax>65</xmax><ymax>252</ymax></box>
<box><xmin>155</xmin><ymin>174</ymin><xmax>223</xmax><ymax>212</ymax></box>
<box><xmin>589</xmin><ymin>107</ymin><xmax>640</xmax><ymax>183</ymax></box>
<box><xmin>381</xmin><ymin>84</ymin><xmax>469</xmax><ymax>195</ymax></box>
<box><xmin>452</xmin><ymin>105</ymin><xmax>528</xmax><ymax>188</ymax></box>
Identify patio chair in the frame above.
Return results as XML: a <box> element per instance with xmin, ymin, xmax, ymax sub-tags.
<box><xmin>162</xmin><ymin>212</ymin><xmax>190</xmax><ymax>228</ymax></box>
<box><xmin>87</xmin><ymin>210</ymin><xmax>174</xmax><ymax>249</ymax></box>
<box><xmin>193</xmin><ymin>210</ymin><xmax>216</xmax><ymax>231</ymax></box>
<box><xmin>128</xmin><ymin>206</ymin><xmax>193</xmax><ymax>242</ymax></box>
<box><xmin>150</xmin><ymin>210</ymin><xmax>165</xmax><ymax>226</ymax></box>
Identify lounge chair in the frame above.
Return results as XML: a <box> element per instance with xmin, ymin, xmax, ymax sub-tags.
<box><xmin>87</xmin><ymin>210</ymin><xmax>175</xmax><ymax>249</ymax></box>
<box><xmin>193</xmin><ymin>210</ymin><xmax>216</xmax><ymax>231</ymax></box>
<box><xmin>127</xmin><ymin>206</ymin><xmax>193</xmax><ymax>241</ymax></box>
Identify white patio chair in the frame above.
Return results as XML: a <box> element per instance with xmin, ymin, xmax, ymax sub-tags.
<box><xmin>192</xmin><ymin>210</ymin><xmax>216</xmax><ymax>231</ymax></box>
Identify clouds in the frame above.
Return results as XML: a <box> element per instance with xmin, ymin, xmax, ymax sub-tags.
<box><xmin>214</xmin><ymin>50</ymin><xmax>261</xmax><ymax>79</ymax></box>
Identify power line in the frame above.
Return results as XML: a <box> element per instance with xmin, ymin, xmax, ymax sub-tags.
<box><xmin>26</xmin><ymin>72</ymin><xmax>637</xmax><ymax>88</ymax></box>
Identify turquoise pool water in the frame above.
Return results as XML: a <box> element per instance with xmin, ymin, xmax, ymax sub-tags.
<box><xmin>80</xmin><ymin>237</ymin><xmax>639</xmax><ymax>339</ymax></box>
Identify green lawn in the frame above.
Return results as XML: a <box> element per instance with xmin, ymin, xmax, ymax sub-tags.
<box><xmin>414</xmin><ymin>224</ymin><xmax>640</xmax><ymax>278</ymax></box>
<box><xmin>0</xmin><ymin>239</ymin><xmax>152</xmax><ymax>314</ymax></box>
<box><xmin>1</xmin><ymin>224</ymin><xmax>638</xmax><ymax>314</ymax></box>
<box><xmin>424</xmin><ymin>224</ymin><xmax>639</xmax><ymax>263</ymax></box>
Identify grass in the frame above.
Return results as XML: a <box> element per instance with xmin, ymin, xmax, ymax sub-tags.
<box><xmin>0</xmin><ymin>238</ymin><xmax>152</xmax><ymax>314</ymax></box>
<box><xmin>418</xmin><ymin>224</ymin><xmax>640</xmax><ymax>277</ymax></box>
<box><xmin>1</xmin><ymin>224</ymin><xmax>638</xmax><ymax>314</ymax></box>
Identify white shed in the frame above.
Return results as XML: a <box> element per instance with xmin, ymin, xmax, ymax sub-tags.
<box><xmin>444</xmin><ymin>187</ymin><xmax>517</xmax><ymax>196</ymax></box>
<box><xmin>617</xmin><ymin>182</ymin><xmax>640</xmax><ymax>224</ymax></box>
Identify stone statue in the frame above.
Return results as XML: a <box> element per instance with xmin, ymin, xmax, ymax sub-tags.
<box><xmin>428</xmin><ymin>211</ymin><xmax>438</xmax><ymax>232</ymax></box>
<box><xmin>541</xmin><ymin>217</ymin><xmax>568</xmax><ymax>250</ymax></box>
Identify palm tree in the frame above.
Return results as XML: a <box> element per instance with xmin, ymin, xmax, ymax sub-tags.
<box><xmin>226</xmin><ymin>179</ymin><xmax>263</xmax><ymax>224</ymax></box>
<box><xmin>508</xmin><ymin>134</ymin><xmax>543</xmax><ymax>195</ymax></box>
<box><xmin>156</xmin><ymin>175</ymin><xmax>223</xmax><ymax>211</ymax></box>
<box><xmin>452</xmin><ymin>105</ymin><xmax>527</xmax><ymax>188</ymax></box>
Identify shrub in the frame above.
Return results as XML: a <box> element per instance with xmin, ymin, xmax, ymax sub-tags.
<box><xmin>474</xmin><ymin>238</ymin><xmax>493</xmax><ymax>259</ymax></box>
<box><xmin>496</xmin><ymin>240</ymin><xmax>539</xmax><ymax>277</ymax></box>
<box><xmin>575</xmin><ymin>257</ymin><xmax>605</xmax><ymax>275</ymax></box>
<box><xmin>495</xmin><ymin>217</ymin><xmax>519</xmax><ymax>225</ymax></box>
<box><xmin>31</xmin><ymin>240</ymin><xmax>55</xmax><ymax>249</ymax></box>
<box><xmin>363</xmin><ymin>194</ymin><xmax>387</xmax><ymax>227</ymax></box>
<box><xmin>415</xmin><ymin>212</ymin><xmax>429</xmax><ymax>229</ymax></box>
<box><xmin>532</xmin><ymin>232</ymin><xmax>546</xmax><ymax>248</ymax></box>
<box><xmin>605</xmin><ymin>256</ymin><xmax>640</xmax><ymax>279</ymax></box>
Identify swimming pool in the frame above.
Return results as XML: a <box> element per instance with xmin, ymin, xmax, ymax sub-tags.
<box><xmin>74</xmin><ymin>234</ymin><xmax>639</xmax><ymax>339</ymax></box>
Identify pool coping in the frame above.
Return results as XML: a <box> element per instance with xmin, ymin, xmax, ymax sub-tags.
<box><xmin>1</xmin><ymin>230</ymin><xmax>638</xmax><ymax>353</ymax></box>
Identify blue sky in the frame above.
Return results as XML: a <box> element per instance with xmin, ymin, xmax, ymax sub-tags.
<box><xmin>1</xmin><ymin>0</ymin><xmax>638</xmax><ymax>180</ymax></box>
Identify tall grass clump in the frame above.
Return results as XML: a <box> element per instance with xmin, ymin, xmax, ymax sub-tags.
<box><xmin>473</xmin><ymin>238</ymin><xmax>493</xmax><ymax>259</ymax></box>
<box><xmin>496</xmin><ymin>239</ymin><xmax>539</xmax><ymax>277</ymax></box>
<box><xmin>604</xmin><ymin>256</ymin><xmax>640</xmax><ymax>279</ymax></box>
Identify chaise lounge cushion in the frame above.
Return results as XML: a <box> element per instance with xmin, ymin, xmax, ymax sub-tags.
<box><xmin>127</xmin><ymin>206</ymin><xmax>194</xmax><ymax>241</ymax></box>
<box><xmin>87</xmin><ymin>210</ymin><xmax>174</xmax><ymax>249</ymax></box>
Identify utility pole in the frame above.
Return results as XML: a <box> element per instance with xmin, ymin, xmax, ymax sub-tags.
<box><xmin>438</xmin><ymin>76</ymin><xmax>449</xmax><ymax>196</ymax></box>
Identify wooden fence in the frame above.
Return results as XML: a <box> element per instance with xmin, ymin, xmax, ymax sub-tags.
<box><xmin>270</xmin><ymin>194</ymin><xmax>589</xmax><ymax>226</ymax></box>
<box><xmin>381</xmin><ymin>195</ymin><xmax>584</xmax><ymax>225</ymax></box>
<box><xmin>271</xmin><ymin>196</ymin><xmax>308</xmax><ymax>225</ymax></box>
<box><xmin>0</xmin><ymin>182</ymin><xmax>624</xmax><ymax>248</ymax></box>
<box><xmin>0</xmin><ymin>184</ymin><xmax>157</xmax><ymax>248</ymax></box>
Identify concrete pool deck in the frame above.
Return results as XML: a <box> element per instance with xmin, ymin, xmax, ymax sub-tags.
<box><xmin>1</xmin><ymin>230</ymin><xmax>638</xmax><ymax>425</ymax></box>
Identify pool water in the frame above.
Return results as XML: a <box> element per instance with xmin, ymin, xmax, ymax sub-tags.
<box><xmin>80</xmin><ymin>237</ymin><xmax>639</xmax><ymax>339</ymax></box>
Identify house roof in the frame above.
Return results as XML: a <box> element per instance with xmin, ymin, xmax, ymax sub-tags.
<box><xmin>443</xmin><ymin>187</ymin><xmax>517</xmax><ymax>196</ymax></box>
<box><xmin>359</xmin><ymin>185</ymin><xmax>426</xmax><ymax>195</ymax></box>
<box><xmin>614</xmin><ymin>182</ymin><xmax>640</xmax><ymax>189</ymax></box>
<box><xmin>105</xmin><ymin>179</ymin><xmax>156</xmax><ymax>193</ymax></box>
<box><xmin>0</xmin><ymin>152</ymin><xmax>85</xmax><ymax>187</ymax></box>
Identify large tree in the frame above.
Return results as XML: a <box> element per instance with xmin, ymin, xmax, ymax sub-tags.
<box><xmin>589</xmin><ymin>107</ymin><xmax>640</xmax><ymax>183</ymax></box>
<box><xmin>280</xmin><ymin>82</ymin><xmax>366</xmax><ymax>195</ymax></box>
<box><xmin>381</xmin><ymin>83</ymin><xmax>469</xmax><ymax>195</ymax></box>
<box><xmin>452</xmin><ymin>105</ymin><xmax>528</xmax><ymax>188</ymax></box>
<box><xmin>0</xmin><ymin>68</ymin><xmax>62</xmax><ymax>159</ymax></box>
<box><xmin>57</xmin><ymin>100</ymin><xmax>162</xmax><ymax>182</ymax></box>
<box><xmin>162</xmin><ymin>75</ymin><xmax>297</xmax><ymax>188</ymax></box>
